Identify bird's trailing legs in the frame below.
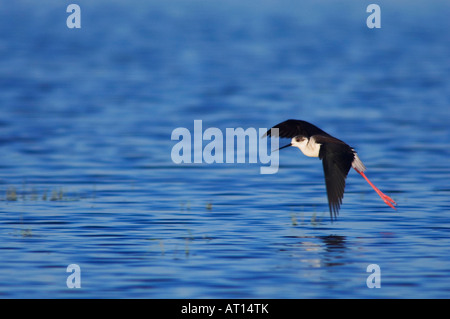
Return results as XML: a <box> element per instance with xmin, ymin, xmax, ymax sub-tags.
<box><xmin>354</xmin><ymin>168</ymin><xmax>397</xmax><ymax>210</ymax></box>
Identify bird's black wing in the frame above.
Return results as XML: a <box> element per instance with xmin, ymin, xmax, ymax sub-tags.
<box><xmin>317</xmin><ymin>138</ymin><xmax>355</xmax><ymax>220</ymax></box>
<box><xmin>264</xmin><ymin>119</ymin><xmax>333</xmax><ymax>139</ymax></box>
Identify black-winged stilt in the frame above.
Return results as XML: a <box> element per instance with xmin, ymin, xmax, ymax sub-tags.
<box><xmin>264</xmin><ymin>119</ymin><xmax>397</xmax><ymax>220</ymax></box>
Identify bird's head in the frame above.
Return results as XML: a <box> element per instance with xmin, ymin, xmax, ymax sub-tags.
<box><xmin>291</xmin><ymin>135</ymin><xmax>308</xmax><ymax>149</ymax></box>
<box><xmin>276</xmin><ymin>135</ymin><xmax>308</xmax><ymax>151</ymax></box>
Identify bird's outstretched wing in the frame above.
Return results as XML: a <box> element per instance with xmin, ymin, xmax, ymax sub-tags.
<box><xmin>318</xmin><ymin>139</ymin><xmax>355</xmax><ymax>219</ymax></box>
<box><xmin>264</xmin><ymin>119</ymin><xmax>332</xmax><ymax>139</ymax></box>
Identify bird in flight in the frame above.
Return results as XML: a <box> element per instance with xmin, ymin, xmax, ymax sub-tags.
<box><xmin>264</xmin><ymin>119</ymin><xmax>397</xmax><ymax>220</ymax></box>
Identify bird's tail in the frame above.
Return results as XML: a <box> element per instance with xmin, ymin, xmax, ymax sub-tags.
<box><xmin>352</xmin><ymin>152</ymin><xmax>366</xmax><ymax>173</ymax></box>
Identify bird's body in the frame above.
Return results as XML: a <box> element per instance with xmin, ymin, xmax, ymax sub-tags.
<box><xmin>265</xmin><ymin>119</ymin><xmax>396</xmax><ymax>220</ymax></box>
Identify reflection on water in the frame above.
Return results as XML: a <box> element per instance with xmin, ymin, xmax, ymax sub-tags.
<box><xmin>1</xmin><ymin>0</ymin><xmax>450</xmax><ymax>298</ymax></box>
<box><xmin>321</xmin><ymin>235</ymin><xmax>347</xmax><ymax>267</ymax></box>
<box><xmin>282</xmin><ymin>235</ymin><xmax>347</xmax><ymax>268</ymax></box>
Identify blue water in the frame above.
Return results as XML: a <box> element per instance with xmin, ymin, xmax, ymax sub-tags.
<box><xmin>0</xmin><ymin>0</ymin><xmax>449</xmax><ymax>298</ymax></box>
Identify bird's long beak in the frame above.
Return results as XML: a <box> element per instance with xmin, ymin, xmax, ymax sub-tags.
<box><xmin>275</xmin><ymin>143</ymin><xmax>292</xmax><ymax>151</ymax></box>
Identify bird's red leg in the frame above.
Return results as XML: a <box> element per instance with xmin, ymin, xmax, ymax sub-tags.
<box><xmin>354</xmin><ymin>169</ymin><xmax>397</xmax><ymax>210</ymax></box>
